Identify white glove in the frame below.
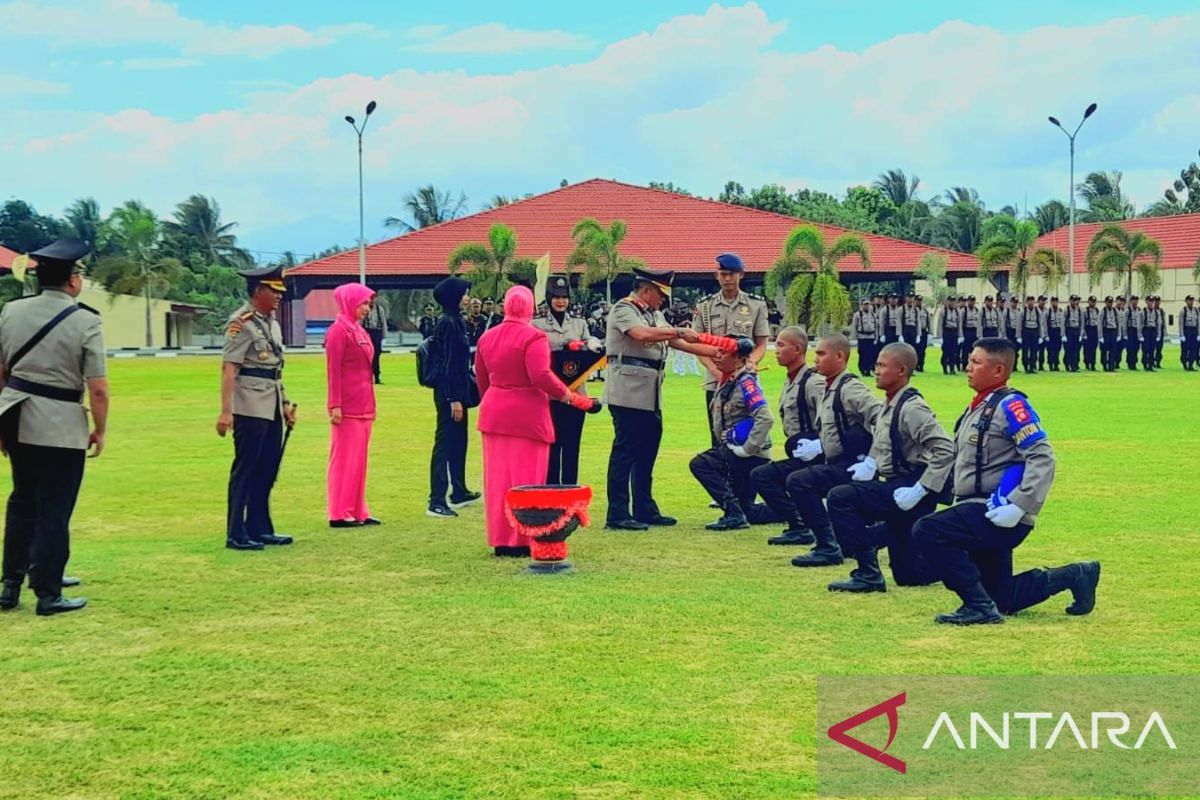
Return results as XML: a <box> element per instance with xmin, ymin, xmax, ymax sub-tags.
<box><xmin>792</xmin><ymin>438</ymin><xmax>823</xmax><ymax>462</ymax></box>
<box><xmin>726</xmin><ymin>443</ymin><xmax>750</xmax><ymax>458</ymax></box>
<box><xmin>893</xmin><ymin>483</ymin><xmax>929</xmax><ymax>511</ymax></box>
<box><xmin>984</xmin><ymin>499</ymin><xmax>1026</xmax><ymax>528</ymax></box>
<box><xmin>586</xmin><ymin>337</ymin><xmax>603</xmax><ymax>354</ymax></box>
<box><xmin>847</xmin><ymin>456</ymin><xmax>877</xmax><ymax>482</ymax></box>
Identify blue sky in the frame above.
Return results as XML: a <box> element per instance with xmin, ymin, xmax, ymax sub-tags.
<box><xmin>3</xmin><ymin>1</ymin><xmax>1199</xmax><ymax>260</ymax></box>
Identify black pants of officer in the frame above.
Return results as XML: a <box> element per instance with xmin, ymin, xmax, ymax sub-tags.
<box><xmin>826</xmin><ymin>481</ymin><xmax>939</xmax><ymax>586</ymax></box>
<box><xmin>368</xmin><ymin>328</ymin><xmax>384</xmax><ymax>381</ymax></box>
<box><xmin>1005</xmin><ymin>331</ymin><xmax>1019</xmax><ymax>354</ymax></box>
<box><xmin>1140</xmin><ymin>329</ymin><xmax>1158</xmax><ymax>370</ymax></box>
<box><xmin>0</xmin><ymin>408</ymin><xmax>85</xmax><ymax>600</ymax></box>
<box><xmin>856</xmin><ymin>338</ymin><xmax>876</xmax><ymax>377</ymax></box>
<box><xmin>1183</xmin><ymin>328</ymin><xmax>1199</xmax><ymax>369</ymax></box>
<box><xmin>1020</xmin><ymin>331</ymin><xmax>1040</xmax><ymax>373</ymax></box>
<box><xmin>227</xmin><ymin>410</ymin><xmax>284</xmax><ymax>543</ymax></box>
<box><xmin>1083</xmin><ymin>332</ymin><xmax>1099</xmax><ymax>370</ymax></box>
<box><xmin>1101</xmin><ymin>330</ymin><xmax>1120</xmax><ymax>371</ymax></box>
<box><xmin>1037</xmin><ymin>333</ymin><xmax>1047</xmax><ymax>370</ymax></box>
<box><xmin>1046</xmin><ymin>332</ymin><xmax>1063</xmax><ymax>370</ymax></box>
<box><xmin>704</xmin><ymin>390</ymin><xmax>718</xmax><ymax>448</ymax></box>
<box><xmin>690</xmin><ymin>448</ymin><xmax>769</xmax><ymax>514</ymax></box>
<box><xmin>940</xmin><ymin>332</ymin><xmax>959</xmax><ymax>373</ymax></box>
<box><xmin>429</xmin><ymin>389</ymin><xmax>469</xmax><ymax>507</ymax></box>
<box><xmin>902</xmin><ymin>325</ymin><xmax>917</xmax><ymax>347</ymax></box>
<box><xmin>1155</xmin><ymin>333</ymin><xmax>1164</xmax><ymax>367</ymax></box>
<box><xmin>960</xmin><ymin>333</ymin><xmax>977</xmax><ymax>368</ymax></box>
<box><xmin>606</xmin><ymin>405</ymin><xmax>663</xmax><ymax>523</ymax></box>
<box><xmin>914</xmin><ymin>502</ymin><xmax>1056</xmax><ymax>615</ymax></box>
<box><xmin>916</xmin><ymin>333</ymin><xmax>928</xmax><ymax>371</ymax></box>
<box><xmin>547</xmin><ymin>402</ymin><xmax>585</xmax><ymax>485</ymax></box>
<box><xmin>1125</xmin><ymin>332</ymin><xmax>1139</xmax><ymax>369</ymax></box>
<box><xmin>881</xmin><ymin>331</ymin><xmax>899</xmax><ymax>346</ymax></box>
<box><xmin>785</xmin><ymin>461</ymin><xmax>850</xmax><ymax>555</ymax></box>
<box><xmin>1064</xmin><ymin>330</ymin><xmax>1081</xmax><ymax>371</ymax></box>
<box><xmin>751</xmin><ymin>457</ymin><xmax>806</xmax><ymax>525</ymax></box>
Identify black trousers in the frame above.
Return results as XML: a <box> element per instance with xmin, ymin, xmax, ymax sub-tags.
<box><xmin>881</xmin><ymin>330</ymin><xmax>899</xmax><ymax>346</ymax></box>
<box><xmin>1</xmin><ymin>408</ymin><xmax>85</xmax><ymax>599</ymax></box>
<box><xmin>959</xmin><ymin>333</ymin><xmax>977</xmax><ymax>368</ymax></box>
<box><xmin>1183</xmin><ymin>328</ymin><xmax>1199</xmax><ymax>367</ymax></box>
<box><xmin>784</xmin><ymin>460</ymin><xmax>849</xmax><ymax>538</ymax></box>
<box><xmin>981</xmin><ymin>327</ymin><xmax>1000</xmax><ymax>340</ymax></box>
<box><xmin>916</xmin><ymin>332</ymin><xmax>928</xmax><ymax>371</ymax></box>
<box><xmin>367</xmin><ymin>328</ymin><xmax>384</xmax><ymax>380</ymax></box>
<box><xmin>704</xmin><ymin>390</ymin><xmax>718</xmax><ymax>448</ymax></box>
<box><xmin>940</xmin><ymin>332</ymin><xmax>958</xmax><ymax>372</ymax></box>
<box><xmin>902</xmin><ymin>325</ymin><xmax>917</xmax><ymax>346</ymax></box>
<box><xmin>547</xmin><ymin>402</ymin><xmax>585</xmax><ymax>485</ymax></box>
<box><xmin>914</xmin><ymin>502</ymin><xmax>1057</xmax><ymax>614</ymax></box>
<box><xmin>751</xmin><ymin>457</ymin><xmax>806</xmax><ymax>524</ymax></box>
<box><xmin>606</xmin><ymin>405</ymin><xmax>663</xmax><ymax>522</ymax></box>
<box><xmin>690</xmin><ymin>448</ymin><xmax>769</xmax><ymax>512</ymax></box>
<box><xmin>1020</xmin><ymin>331</ymin><xmax>1040</xmax><ymax>372</ymax></box>
<box><xmin>429</xmin><ymin>389</ymin><xmax>469</xmax><ymax>506</ymax></box>
<box><xmin>1046</xmin><ymin>332</ymin><xmax>1062</xmax><ymax>370</ymax></box>
<box><xmin>1101</xmin><ymin>330</ymin><xmax>1120</xmax><ymax>370</ymax></box>
<box><xmin>1005</xmin><ymin>330</ymin><xmax>1019</xmax><ymax>352</ymax></box>
<box><xmin>1064</xmin><ymin>330</ymin><xmax>1081</xmax><ymax>370</ymax></box>
<box><xmin>1126</xmin><ymin>332</ymin><xmax>1140</xmax><ymax>369</ymax></box>
<box><xmin>227</xmin><ymin>411</ymin><xmax>284</xmax><ymax>543</ymax></box>
<box><xmin>826</xmin><ymin>480</ymin><xmax>939</xmax><ymax>586</ymax></box>
<box><xmin>1155</xmin><ymin>332</ymin><xmax>1164</xmax><ymax>367</ymax></box>
<box><xmin>1083</xmin><ymin>332</ymin><xmax>1099</xmax><ymax>369</ymax></box>
<box><xmin>856</xmin><ymin>339</ymin><xmax>876</xmax><ymax>377</ymax></box>
<box><xmin>1141</xmin><ymin>329</ymin><xmax>1158</xmax><ymax>369</ymax></box>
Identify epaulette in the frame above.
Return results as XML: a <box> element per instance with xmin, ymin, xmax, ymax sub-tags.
<box><xmin>226</xmin><ymin>310</ymin><xmax>255</xmax><ymax>339</ymax></box>
<box><xmin>78</xmin><ymin>302</ymin><xmax>100</xmax><ymax>315</ymax></box>
<box><xmin>746</xmin><ymin>292</ymin><xmax>766</xmax><ymax>303</ymax></box>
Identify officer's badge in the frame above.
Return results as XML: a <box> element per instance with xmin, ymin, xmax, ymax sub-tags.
<box><xmin>738</xmin><ymin>305</ymin><xmax>750</xmax><ymax>315</ymax></box>
<box><xmin>563</xmin><ymin>361</ymin><xmax>579</xmax><ymax>378</ymax></box>
<box><xmin>258</xmin><ymin>351</ymin><xmax>271</xmax><ymax>362</ymax></box>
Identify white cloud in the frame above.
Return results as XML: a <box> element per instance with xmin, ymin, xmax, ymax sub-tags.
<box><xmin>0</xmin><ymin>73</ymin><xmax>70</xmax><ymax>96</ymax></box>
<box><xmin>403</xmin><ymin>22</ymin><xmax>591</xmax><ymax>55</ymax></box>
<box><xmin>0</xmin><ymin>0</ymin><xmax>373</xmax><ymax>59</ymax></box>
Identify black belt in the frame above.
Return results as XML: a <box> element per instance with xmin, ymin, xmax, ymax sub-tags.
<box><xmin>612</xmin><ymin>355</ymin><xmax>663</xmax><ymax>370</ymax></box>
<box><xmin>5</xmin><ymin>375</ymin><xmax>83</xmax><ymax>403</ymax></box>
<box><xmin>239</xmin><ymin>367</ymin><xmax>282</xmax><ymax>380</ymax></box>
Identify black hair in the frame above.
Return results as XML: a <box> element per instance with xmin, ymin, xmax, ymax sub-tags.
<box><xmin>35</xmin><ymin>262</ymin><xmax>75</xmax><ymax>290</ymax></box>
<box><xmin>972</xmin><ymin>336</ymin><xmax>1016</xmax><ymax>372</ymax></box>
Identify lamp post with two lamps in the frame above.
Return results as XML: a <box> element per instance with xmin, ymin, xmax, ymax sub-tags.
<box><xmin>1047</xmin><ymin>102</ymin><xmax>1098</xmax><ymax>276</ymax></box>
<box><xmin>344</xmin><ymin>100</ymin><xmax>378</xmax><ymax>285</ymax></box>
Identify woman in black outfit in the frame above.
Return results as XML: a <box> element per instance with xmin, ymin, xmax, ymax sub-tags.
<box><xmin>427</xmin><ymin>277</ymin><xmax>480</xmax><ymax>517</ymax></box>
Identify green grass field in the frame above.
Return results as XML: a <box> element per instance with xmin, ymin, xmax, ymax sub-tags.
<box><xmin>3</xmin><ymin>349</ymin><xmax>1198</xmax><ymax>799</ymax></box>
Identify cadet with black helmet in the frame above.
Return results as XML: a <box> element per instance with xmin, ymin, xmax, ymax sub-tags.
<box><xmin>1045</xmin><ymin>296</ymin><xmax>1065</xmax><ymax>371</ymax></box>
<box><xmin>1083</xmin><ymin>295</ymin><xmax>1101</xmax><ymax>370</ymax></box>
<box><xmin>851</xmin><ymin>298</ymin><xmax>878</xmax><ymax>376</ymax></box>
<box><xmin>1180</xmin><ymin>295</ymin><xmax>1199</xmax><ymax>370</ymax></box>
<box><xmin>0</xmin><ymin>240</ymin><xmax>108</xmax><ymax>616</ymax></box>
<box><xmin>937</xmin><ymin>296</ymin><xmax>960</xmax><ymax>374</ymax></box>
<box><xmin>1064</xmin><ymin>295</ymin><xmax>1084</xmax><ymax>372</ymax></box>
<box><xmin>958</xmin><ymin>296</ymin><xmax>981</xmax><ymax>369</ymax></box>
<box><xmin>980</xmin><ymin>295</ymin><xmax>1001</xmax><ymax>339</ymax></box>
<box><xmin>1125</xmin><ymin>296</ymin><xmax>1143</xmax><ymax>370</ymax></box>
<box><xmin>1100</xmin><ymin>296</ymin><xmax>1121</xmax><ymax>371</ymax></box>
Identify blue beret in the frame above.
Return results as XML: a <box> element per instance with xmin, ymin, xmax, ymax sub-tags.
<box><xmin>715</xmin><ymin>252</ymin><xmax>745</xmax><ymax>272</ymax></box>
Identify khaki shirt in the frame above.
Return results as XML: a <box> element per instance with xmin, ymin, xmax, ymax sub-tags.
<box><xmin>815</xmin><ymin>370</ymin><xmax>884</xmax><ymax>462</ymax></box>
<box><xmin>852</xmin><ymin>310</ymin><xmax>877</xmax><ymax>338</ymax></box>
<box><xmin>878</xmin><ymin>305</ymin><xmax>902</xmax><ymax>337</ymax></box>
<box><xmin>1151</xmin><ymin>308</ymin><xmax>1166</xmax><ymax>336</ymax></box>
<box><xmin>1180</xmin><ymin>305</ymin><xmax>1200</xmax><ymax>333</ymax></box>
<box><xmin>952</xmin><ymin>389</ymin><xmax>1055</xmax><ymax>524</ymax></box>
<box><xmin>1084</xmin><ymin>306</ymin><xmax>1102</xmax><ymax>333</ymax></box>
<box><xmin>533</xmin><ymin>312</ymin><xmax>591</xmax><ymax>351</ymax></box>
<box><xmin>1019</xmin><ymin>307</ymin><xmax>1046</xmax><ymax>337</ymax></box>
<box><xmin>692</xmin><ymin>290</ymin><xmax>770</xmax><ymax>390</ymax></box>
<box><xmin>605</xmin><ymin>297</ymin><xmax>670</xmax><ymax>412</ymax></box>
<box><xmin>0</xmin><ymin>290</ymin><xmax>106</xmax><ymax>449</ymax></box>
<box><xmin>1046</xmin><ymin>307</ymin><xmax>1065</xmax><ymax>334</ymax></box>
<box><xmin>1065</xmin><ymin>305</ymin><xmax>1085</xmax><ymax>331</ymax></box>
<box><xmin>938</xmin><ymin>306</ymin><xmax>960</xmax><ymax>333</ymax></box>
<box><xmin>1127</xmin><ymin>307</ymin><xmax>1145</xmax><ymax>335</ymax></box>
<box><xmin>868</xmin><ymin>384</ymin><xmax>955</xmax><ymax>491</ymax></box>
<box><xmin>710</xmin><ymin>366</ymin><xmax>773</xmax><ymax>456</ymax></box>
<box><xmin>223</xmin><ymin>303</ymin><xmax>288</xmax><ymax>421</ymax></box>
<box><xmin>980</xmin><ymin>306</ymin><xmax>1002</xmax><ymax>332</ymax></box>
<box><xmin>779</xmin><ymin>365</ymin><xmax>825</xmax><ymax>439</ymax></box>
<box><xmin>959</xmin><ymin>306</ymin><xmax>982</xmax><ymax>337</ymax></box>
<box><xmin>1002</xmin><ymin>306</ymin><xmax>1022</xmax><ymax>337</ymax></box>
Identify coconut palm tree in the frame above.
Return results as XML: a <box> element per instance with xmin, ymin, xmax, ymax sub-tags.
<box><xmin>929</xmin><ymin>201</ymin><xmax>986</xmax><ymax>253</ymax></box>
<box><xmin>976</xmin><ymin>216</ymin><xmax>1068</xmax><ymax>296</ymax></box>
<box><xmin>162</xmin><ymin>194</ymin><xmax>250</xmax><ymax>267</ymax></box>
<box><xmin>1033</xmin><ymin>200</ymin><xmax>1070</xmax><ymax>234</ymax></box>
<box><xmin>92</xmin><ymin>201</ymin><xmax>183</xmax><ymax>346</ymax></box>
<box><xmin>386</xmin><ymin>185</ymin><xmax>468</xmax><ymax>232</ymax></box>
<box><xmin>1077</xmin><ymin>171</ymin><xmax>1135</xmax><ymax>222</ymax></box>
<box><xmin>566</xmin><ymin>218</ymin><xmax>646</xmax><ymax>305</ymax></box>
<box><xmin>61</xmin><ymin>197</ymin><xmax>108</xmax><ymax>260</ymax></box>
<box><xmin>446</xmin><ymin>223</ymin><xmax>536</xmax><ymax>299</ymax></box>
<box><xmin>1085</xmin><ymin>224</ymin><xmax>1162</xmax><ymax>299</ymax></box>
<box><xmin>765</xmin><ymin>224</ymin><xmax>870</xmax><ymax>331</ymax></box>
<box><xmin>873</xmin><ymin>169</ymin><xmax>920</xmax><ymax>207</ymax></box>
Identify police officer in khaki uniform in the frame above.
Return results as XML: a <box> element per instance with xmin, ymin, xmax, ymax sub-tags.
<box><xmin>1179</xmin><ymin>295</ymin><xmax>1199</xmax><ymax>370</ymax></box>
<box><xmin>826</xmin><ymin>343</ymin><xmax>953</xmax><ymax>593</ymax></box>
<box><xmin>1125</xmin><ymin>296</ymin><xmax>1144</xmax><ymax>370</ymax></box>
<box><xmin>1018</xmin><ymin>295</ymin><xmax>1044</xmax><ymax>373</ymax></box>
<box><xmin>1083</xmin><ymin>295</ymin><xmax>1102</xmax><ymax>370</ymax></box>
<box><xmin>913</xmin><ymin>337</ymin><xmax>1100</xmax><ymax>625</ymax></box>
<box><xmin>1045</xmin><ymin>296</ymin><xmax>1065</xmax><ymax>371</ymax></box>
<box><xmin>851</xmin><ymin>299</ymin><xmax>878</xmax><ymax>376</ymax></box>
<box><xmin>534</xmin><ymin>275</ymin><xmax>601</xmax><ymax>485</ymax></box>
<box><xmin>689</xmin><ymin>337</ymin><xmax>774</xmax><ymax>531</ymax></box>
<box><xmin>0</xmin><ymin>240</ymin><xmax>107</xmax><ymax>616</ymax></box>
<box><xmin>878</xmin><ymin>294</ymin><xmax>902</xmax><ymax>345</ymax></box>
<box><xmin>1141</xmin><ymin>296</ymin><xmax>1162</xmax><ymax>371</ymax></box>
<box><xmin>1101</xmin><ymin>295</ymin><xmax>1122</xmax><ymax>371</ymax></box>
<box><xmin>604</xmin><ymin>267</ymin><xmax>719</xmax><ymax>530</ymax></box>
<box><xmin>958</xmin><ymin>296</ymin><xmax>981</xmax><ymax>369</ymax></box>
<box><xmin>937</xmin><ymin>296</ymin><xmax>961</xmax><ymax>374</ymax></box>
<box><xmin>693</xmin><ymin>253</ymin><xmax>770</xmax><ymax>446</ymax></box>
<box><xmin>915</xmin><ymin>295</ymin><xmax>932</xmax><ymax>371</ymax></box>
<box><xmin>1064</xmin><ymin>295</ymin><xmax>1084</xmax><ymax>372</ymax></box>
<box><xmin>217</xmin><ymin>265</ymin><xmax>296</xmax><ymax>550</ymax></box>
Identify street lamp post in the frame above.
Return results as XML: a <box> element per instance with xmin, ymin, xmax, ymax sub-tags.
<box><xmin>1048</xmin><ymin>103</ymin><xmax>1098</xmax><ymax>283</ymax></box>
<box><xmin>345</xmin><ymin>100</ymin><xmax>378</xmax><ymax>285</ymax></box>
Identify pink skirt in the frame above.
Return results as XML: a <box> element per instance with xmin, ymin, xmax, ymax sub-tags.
<box><xmin>481</xmin><ymin>432</ymin><xmax>550</xmax><ymax>548</ymax></box>
<box><xmin>327</xmin><ymin>417</ymin><xmax>373</xmax><ymax>522</ymax></box>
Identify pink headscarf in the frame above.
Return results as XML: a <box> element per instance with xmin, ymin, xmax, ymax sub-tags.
<box><xmin>333</xmin><ymin>282</ymin><xmax>376</xmax><ymax>329</ymax></box>
<box><xmin>501</xmin><ymin>285</ymin><xmax>535</xmax><ymax>325</ymax></box>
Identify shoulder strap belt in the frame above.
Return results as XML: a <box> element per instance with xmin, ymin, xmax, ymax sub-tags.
<box><xmin>7</xmin><ymin>305</ymin><xmax>82</xmax><ymax>372</ymax></box>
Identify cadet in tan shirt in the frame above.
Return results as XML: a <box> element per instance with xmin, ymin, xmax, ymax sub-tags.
<box><xmin>912</xmin><ymin>336</ymin><xmax>1100</xmax><ymax>625</ymax></box>
<box><xmin>827</xmin><ymin>343</ymin><xmax>954</xmax><ymax>593</ymax></box>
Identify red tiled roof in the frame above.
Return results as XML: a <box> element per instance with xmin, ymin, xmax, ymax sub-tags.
<box><xmin>287</xmin><ymin>179</ymin><xmax>978</xmax><ymax>280</ymax></box>
<box><xmin>1035</xmin><ymin>213</ymin><xmax>1200</xmax><ymax>273</ymax></box>
<box><xmin>0</xmin><ymin>245</ymin><xmax>21</xmax><ymax>270</ymax></box>
<box><xmin>305</xmin><ymin>289</ymin><xmax>339</xmax><ymax>320</ymax></box>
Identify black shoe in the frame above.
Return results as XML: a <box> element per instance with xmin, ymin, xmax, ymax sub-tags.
<box><xmin>449</xmin><ymin>492</ymin><xmax>481</xmax><ymax>508</ymax></box>
<box><xmin>329</xmin><ymin>519</ymin><xmax>364</xmax><ymax>528</ymax></box>
<box><xmin>791</xmin><ymin>550</ymin><xmax>844</xmax><ymax>567</ymax></box>
<box><xmin>61</xmin><ymin>576</ymin><xmax>81</xmax><ymax>588</ymax></box>
<box><xmin>257</xmin><ymin>534</ymin><xmax>294</xmax><ymax>546</ymax></box>
<box><xmin>768</xmin><ymin>526</ymin><xmax>815</xmax><ymax>546</ymax></box>
<box><xmin>36</xmin><ymin>596</ymin><xmax>87</xmax><ymax>617</ymax></box>
<box><xmin>708</xmin><ymin>500</ymin><xmax>721</xmax><ymax>509</ymax></box>
<box><xmin>226</xmin><ymin>538</ymin><xmax>264</xmax><ymax>551</ymax></box>
<box><xmin>426</xmin><ymin>504</ymin><xmax>459</xmax><ymax>518</ymax></box>
<box><xmin>705</xmin><ymin>513</ymin><xmax>749</xmax><ymax>531</ymax></box>
<box><xmin>361</xmin><ymin>517</ymin><xmax>383</xmax><ymax>526</ymax></box>
<box><xmin>637</xmin><ymin>514</ymin><xmax>676</xmax><ymax>527</ymax></box>
<box><xmin>493</xmin><ymin>546</ymin><xmax>532</xmax><ymax>558</ymax></box>
<box><xmin>605</xmin><ymin>518</ymin><xmax>649</xmax><ymax>531</ymax></box>
<box><xmin>1065</xmin><ymin>561</ymin><xmax>1101</xmax><ymax>616</ymax></box>
<box><xmin>828</xmin><ymin>574</ymin><xmax>887</xmax><ymax>593</ymax></box>
<box><xmin>935</xmin><ymin>603</ymin><xmax>1003</xmax><ymax>625</ymax></box>
<box><xmin>0</xmin><ymin>581</ymin><xmax>19</xmax><ymax>610</ymax></box>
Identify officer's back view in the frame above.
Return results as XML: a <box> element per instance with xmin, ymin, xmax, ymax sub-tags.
<box><xmin>0</xmin><ymin>239</ymin><xmax>108</xmax><ymax>617</ymax></box>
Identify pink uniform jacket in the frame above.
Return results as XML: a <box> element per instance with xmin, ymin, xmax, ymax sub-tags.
<box><xmin>324</xmin><ymin>283</ymin><xmax>377</xmax><ymax>418</ymax></box>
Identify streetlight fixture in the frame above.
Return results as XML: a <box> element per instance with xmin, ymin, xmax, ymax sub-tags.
<box><xmin>1048</xmin><ymin>102</ymin><xmax>1098</xmax><ymax>281</ymax></box>
<box><xmin>345</xmin><ymin>99</ymin><xmax>378</xmax><ymax>285</ymax></box>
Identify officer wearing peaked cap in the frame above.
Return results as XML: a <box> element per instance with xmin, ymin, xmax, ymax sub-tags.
<box><xmin>1180</xmin><ymin>295</ymin><xmax>1200</xmax><ymax>370</ymax></box>
<box><xmin>217</xmin><ymin>265</ymin><xmax>296</xmax><ymax>551</ymax></box>
<box><xmin>0</xmin><ymin>239</ymin><xmax>107</xmax><ymax>616</ymax></box>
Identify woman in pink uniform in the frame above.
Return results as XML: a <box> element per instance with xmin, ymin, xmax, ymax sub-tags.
<box><xmin>475</xmin><ymin>285</ymin><xmax>599</xmax><ymax>556</ymax></box>
<box><xmin>325</xmin><ymin>282</ymin><xmax>381</xmax><ymax>528</ymax></box>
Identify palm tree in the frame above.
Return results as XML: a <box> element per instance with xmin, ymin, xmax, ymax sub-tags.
<box><xmin>61</xmin><ymin>197</ymin><xmax>108</xmax><ymax>260</ymax></box>
<box><xmin>1085</xmin><ymin>224</ymin><xmax>1162</xmax><ymax>299</ymax></box>
<box><xmin>1077</xmin><ymin>171</ymin><xmax>1135</xmax><ymax>222</ymax></box>
<box><xmin>385</xmin><ymin>185</ymin><xmax>468</xmax><ymax>232</ymax></box>
<box><xmin>93</xmin><ymin>201</ymin><xmax>183</xmax><ymax>346</ymax></box>
<box><xmin>446</xmin><ymin>223</ymin><xmax>536</xmax><ymax>299</ymax></box>
<box><xmin>976</xmin><ymin>216</ymin><xmax>1067</xmax><ymax>296</ymax></box>
<box><xmin>936</xmin><ymin>186</ymin><xmax>984</xmax><ymax>208</ymax></box>
<box><xmin>874</xmin><ymin>169</ymin><xmax>920</xmax><ymax>207</ymax></box>
<box><xmin>765</xmin><ymin>224</ymin><xmax>870</xmax><ymax>330</ymax></box>
<box><xmin>929</xmin><ymin>201</ymin><xmax>985</xmax><ymax>253</ymax></box>
<box><xmin>913</xmin><ymin>253</ymin><xmax>951</xmax><ymax>303</ymax></box>
<box><xmin>1033</xmin><ymin>200</ymin><xmax>1070</xmax><ymax>234</ymax></box>
<box><xmin>163</xmin><ymin>194</ymin><xmax>250</xmax><ymax>267</ymax></box>
<box><xmin>565</xmin><ymin>218</ymin><xmax>646</xmax><ymax>305</ymax></box>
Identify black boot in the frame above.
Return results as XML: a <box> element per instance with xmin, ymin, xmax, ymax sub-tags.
<box><xmin>828</xmin><ymin>549</ymin><xmax>886</xmax><ymax>593</ymax></box>
<box><xmin>706</xmin><ymin>499</ymin><xmax>749</xmax><ymax>531</ymax></box>
<box><xmin>768</xmin><ymin>521</ymin><xmax>815</xmax><ymax>546</ymax></box>
<box><xmin>935</xmin><ymin>582</ymin><xmax>1002</xmax><ymax>625</ymax></box>
<box><xmin>1047</xmin><ymin>561</ymin><xmax>1100</xmax><ymax>615</ymax></box>
<box><xmin>0</xmin><ymin>580</ymin><xmax>20</xmax><ymax>610</ymax></box>
<box><xmin>791</xmin><ymin>524</ymin><xmax>844</xmax><ymax>567</ymax></box>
